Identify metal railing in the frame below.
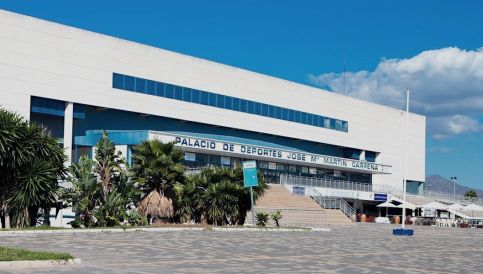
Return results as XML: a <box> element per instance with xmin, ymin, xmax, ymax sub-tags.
<box><xmin>281</xmin><ymin>174</ymin><xmax>481</xmax><ymax>206</ymax></box>
<box><xmin>280</xmin><ymin>174</ymin><xmax>373</xmax><ymax>192</ymax></box>
<box><xmin>310</xmin><ymin>187</ymin><xmax>356</xmax><ymax>222</ymax></box>
<box><xmin>247</xmin><ymin>207</ymin><xmax>327</xmax><ymax>228</ymax></box>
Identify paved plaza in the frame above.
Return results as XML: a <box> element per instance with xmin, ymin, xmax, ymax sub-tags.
<box><xmin>1</xmin><ymin>224</ymin><xmax>482</xmax><ymax>273</ymax></box>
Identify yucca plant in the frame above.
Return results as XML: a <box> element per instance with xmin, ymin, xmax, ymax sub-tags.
<box><xmin>255</xmin><ymin>211</ymin><xmax>269</xmax><ymax>227</ymax></box>
<box><xmin>271</xmin><ymin>210</ymin><xmax>283</xmax><ymax>227</ymax></box>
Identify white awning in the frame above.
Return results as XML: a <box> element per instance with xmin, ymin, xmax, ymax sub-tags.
<box><xmin>376</xmin><ymin>201</ymin><xmax>399</xmax><ymax>208</ymax></box>
<box><xmin>420</xmin><ymin>201</ymin><xmax>448</xmax><ymax>210</ymax></box>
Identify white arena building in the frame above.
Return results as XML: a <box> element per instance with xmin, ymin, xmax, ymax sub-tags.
<box><xmin>1</xmin><ymin>10</ymin><xmax>429</xmax><ymax>222</ymax></box>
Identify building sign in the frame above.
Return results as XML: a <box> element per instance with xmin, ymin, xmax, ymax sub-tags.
<box><xmin>149</xmin><ymin>132</ymin><xmax>392</xmax><ymax>174</ymax></box>
<box><xmin>243</xmin><ymin>161</ymin><xmax>258</xmax><ymax>187</ymax></box>
<box><xmin>374</xmin><ymin>193</ymin><xmax>388</xmax><ymax>201</ymax></box>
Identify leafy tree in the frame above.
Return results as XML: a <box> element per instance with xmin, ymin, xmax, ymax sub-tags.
<box><xmin>464</xmin><ymin>189</ymin><xmax>478</xmax><ymax>199</ymax></box>
<box><xmin>94</xmin><ymin>130</ymin><xmax>124</xmax><ymax>201</ymax></box>
<box><xmin>0</xmin><ymin>108</ymin><xmax>66</xmax><ymax>228</ymax></box>
<box><xmin>130</xmin><ymin>140</ymin><xmax>186</xmax><ymax>223</ymax></box>
<box><xmin>174</xmin><ymin>166</ymin><xmax>268</xmax><ymax>226</ymax></box>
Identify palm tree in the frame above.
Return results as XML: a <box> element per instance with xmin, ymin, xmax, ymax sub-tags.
<box><xmin>0</xmin><ymin>108</ymin><xmax>66</xmax><ymax>228</ymax></box>
<box><xmin>130</xmin><ymin>140</ymin><xmax>186</xmax><ymax>223</ymax></box>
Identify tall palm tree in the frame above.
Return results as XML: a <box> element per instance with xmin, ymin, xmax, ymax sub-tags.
<box><xmin>130</xmin><ymin>140</ymin><xmax>185</xmax><ymax>223</ymax></box>
<box><xmin>0</xmin><ymin>108</ymin><xmax>66</xmax><ymax>228</ymax></box>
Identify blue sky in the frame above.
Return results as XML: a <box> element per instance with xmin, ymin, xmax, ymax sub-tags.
<box><xmin>1</xmin><ymin>1</ymin><xmax>482</xmax><ymax>189</ymax></box>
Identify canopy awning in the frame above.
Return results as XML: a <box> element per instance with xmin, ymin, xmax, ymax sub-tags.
<box><xmin>419</xmin><ymin>201</ymin><xmax>448</xmax><ymax>211</ymax></box>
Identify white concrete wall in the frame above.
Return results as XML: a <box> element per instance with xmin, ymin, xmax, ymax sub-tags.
<box><xmin>0</xmin><ymin>10</ymin><xmax>426</xmax><ymax>189</ymax></box>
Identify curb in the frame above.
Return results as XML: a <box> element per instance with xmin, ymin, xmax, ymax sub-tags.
<box><xmin>0</xmin><ymin>227</ymin><xmax>205</xmax><ymax>236</ymax></box>
<box><xmin>0</xmin><ymin>258</ymin><xmax>81</xmax><ymax>268</ymax></box>
<box><xmin>212</xmin><ymin>227</ymin><xmax>330</xmax><ymax>232</ymax></box>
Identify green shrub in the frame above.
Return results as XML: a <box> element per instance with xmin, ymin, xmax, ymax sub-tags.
<box><xmin>271</xmin><ymin>210</ymin><xmax>283</xmax><ymax>227</ymax></box>
<box><xmin>127</xmin><ymin>210</ymin><xmax>148</xmax><ymax>226</ymax></box>
<box><xmin>69</xmin><ymin>219</ymin><xmax>82</xmax><ymax>228</ymax></box>
<box><xmin>255</xmin><ymin>211</ymin><xmax>269</xmax><ymax>226</ymax></box>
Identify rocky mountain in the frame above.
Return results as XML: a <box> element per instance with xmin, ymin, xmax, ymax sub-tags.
<box><xmin>425</xmin><ymin>175</ymin><xmax>483</xmax><ymax>197</ymax></box>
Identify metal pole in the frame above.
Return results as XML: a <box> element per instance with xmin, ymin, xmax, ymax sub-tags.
<box><xmin>250</xmin><ymin>186</ymin><xmax>255</xmax><ymax>226</ymax></box>
<box><xmin>402</xmin><ymin>88</ymin><xmax>410</xmax><ymax>229</ymax></box>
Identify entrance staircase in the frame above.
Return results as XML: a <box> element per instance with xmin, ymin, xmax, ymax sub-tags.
<box><xmin>246</xmin><ymin>184</ymin><xmax>353</xmax><ymax>227</ymax></box>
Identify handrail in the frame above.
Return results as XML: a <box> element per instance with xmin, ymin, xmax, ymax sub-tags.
<box><xmin>310</xmin><ymin>187</ymin><xmax>356</xmax><ymax>222</ymax></box>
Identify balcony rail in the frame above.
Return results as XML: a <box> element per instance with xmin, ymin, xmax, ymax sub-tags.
<box><xmin>310</xmin><ymin>187</ymin><xmax>356</xmax><ymax>222</ymax></box>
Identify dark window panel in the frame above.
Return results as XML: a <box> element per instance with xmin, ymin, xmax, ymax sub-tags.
<box><xmin>268</xmin><ymin>105</ymin><xmax>275</xmax><ymax>118</ymax></box>
<box><xmin>261</xmin><ymin>104</ymin><xmax>269</xmax><ymax>116</ymax></box>
<box><xmin>124</xmin><ymin>75</ymin><xmax>135</xmax><ymax>91</ymax></box>
<box><xmin>146</xmin><ymin>80</ymin><xmax>156</xmax><ymax>95</ymax></box>
<box><xmin>225</xmin><ymin>96</ymin><xmax>233</xmax><ymax>109</ymax></box>
<box><xmin>174</xmin><ymin>86</ymin><xmax>183</xmax><ymax>100</ymax></box>
<box><xmin>165</xmin><ymin>84</ymin><xmax>174</xmax><ymax>98</ymax></box>
<box><xmin>209</xmin><ymin>93</ymin><xmax>217</xmax><ymax>106</ymax></box>
<box><xmin>233</xmin><ymin>98</ymin><xmax>240</xmax><ymax>111</ymax></box>
<box><xmin>135</xmin><ymin>78</ymin><xmax>146</xmax><ymax>93</ymax></box>
<box><xmin>112</xmin><ymin>73</ymin><xmax>124</xmax><ymax>89</ymax></box>
<box><xmin>156</xmin><ymin>82</ymin><xmax>165</xmax><ymax>97</ymax></box>
<box><xmin>288</xmin><ymin>109</ymin><xmax>295</xmax><ymax>121</ymax></box>
<box><xmin>182</xmin><ymin>87</ymin><xmax>192</xmax><ymax>102</ymax></box>
<box><xmin>254</xmin><ymin>102</ymin><xmax>261</xmax><ymax>115</ymax></box>
<box><xmin>275</xmin><ymin>107</ymin><xmax>282</xmax><ymax>119</ymax></box>
<box><xmin>192</xmin><ymin>89</ymin><xmax>200</xmax><ymax>103</ymax></box>
<box><xmin>247</xmin><ymin>101</ymin><xmax>255</xmax><ymax>114</ymax></box>
<box><xmin>301</xmin><ymin>112</ymin><xmax>307</xmax><ymax>124</ymax></box>
<box><xmin>282</xmin><ymin>108</ymin><xmax>288</xmax><ymax>120</ymax></box>
<box><xmin>216</xmin><ymin>94</ymin><xmax>225</xmax><ymax>108</ymax></box>
<box><xmin>294</xmin><ymin>111</ymin><xmax>301</xmax><ymax>122</ymax></box>
<box><xmin>200</xmin><ymin>91</ymin><xmax>209</xmax><ymax>105</ymax></box>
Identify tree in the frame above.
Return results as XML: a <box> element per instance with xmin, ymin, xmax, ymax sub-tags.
<box><xmin>0</xmin><ymin>108</ymin><xmax>66</xmax><ymax>228</ymax></box>
<box><xmin>94</xmin><ymin>130</ymin><xmax>124</xmax><ymax>201</ymax></box>
<box><xmin>464</xmin><ymin>189</ymin><xmax>478</xmax><ymax>199</ymax></box>
<box><xmin>130</xmin><ymin>140</ymin><xmax>186</xmax><ymax>223</ymax></box>
<box><xmin>174</xmin><ymin>166</ymin><xmax>268</xmax><ymax>226</ymax></box>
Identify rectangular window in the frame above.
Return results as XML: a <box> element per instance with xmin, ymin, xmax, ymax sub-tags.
<box><xmin>247</xmin><ymin>101</ymin><xmax>255</xmax><ymax>114</ymax></box>
<box><xmin>216</xmin><ymin>94</ymin><xmax>225</xmax><ymax>108</ymax></box>
<box><xmin>275</xmin><ymin>107</ymin><xmax>282</xmax><ymax>119</ymax></box>
<box><xmin>165</xmin><ymin>84</ymin><xmax>175</xmax><ymax>99</ymax></box>
<box><xmin>294</xmin><ymin>111</ymin><xmax>301</xmax><ymax>123</ymax></box>
<box><xmin>324</xmin><ymin>117</ymin><xmax>331</xmax><ymax>128</ymax></box>
<box><xmin>146</xmin><ymin>80</ymin><xmax>156</xmax><ymax>95</ymax></box>
<box><xmin>240</xmin><ymin>99</ymin><xmax>248</xmax><ymax>112</ymax></box>
<box><xmin>335</xmin><ymin>120</ymin><xmax>343</xmax><ymax>131</ymax></box>
<box><xmin>135</xmin><ymin>78</ymin><xmax>146</xmax><ymax>93</ymax></box>
<box><xmin>307</xmin><ymin>114</ymin><xmax>313</xmax><ymax>125</ymax></box>
<box><xmin>288</xmin><ymin>109</ymin><xmax>295</xmax><ymax>121</ymax></box>
<box><xmin>268</xmin><ymin>105</ymin><xmax>275</xmax><ymax>118</ymax></box>
<box><xmin>124</xmin><ymin>75</ymin><xmax>135</xmax><ymax>91</ymax></box>
<box><xmin>317</xmin><ymin>116</ymin><xmax>324</xmax><ymax>127</ymax></box>
<box><xmin>342</xmin><ymin>121</ymin><xmax>348</xmax><ymax>132</ymax></box>
<box><xmin>200</xmin><ymin>91</ymin><xmax>209</xmax><ymax>105</ymax></box>
<box><xmin>301</xmin><ymin>112</ymin><xmax>307</xmax><ymax>124</ymax></box>
<box><xmin>113</xmin><ymin>73</ymin><xmax>124</xmax><ymax>89</ymax></box>
<box><xmin>156</xmin><ymin>82</ymin><xmax>165</xmax><ymax>97</ymax></box>
<box><xmin>192</xmin><ymin>89</ymin><xmax>200</xmax><ymax>103</ymax></box>
<box><xmin>281</xmin><ymin>108</ymin><xmax>288</xmax><ymax>120</ymax></box>
<box><xmin>182</xmin><ymin>88</ymin><xmax>192</xmax><ymax>102</ymax></box>
<box><xmin>330</xmin><ymin>119</ymin><xmax>336</xmax><ymax>129</ymax></box>
<box><xmin>254</xmin><ymin>102</ymin><xmax>261</xmax><ymax>115</ymax></box>
<box><xmin>174</xmin><ymin>86</ymin><xmax>183</xmax><ymax>100</ymax></box>
<box><xmin>225</xmin><ymin>96</ymin><xmax>233</xmax><ymax>109</ymax></box>
<box><xmin>209</xmin><ymin>93</ymin><xmax>217</xmax><ymax>106</ymax></box>
<box><xmin>261</xmin><ymin>104</ymin><xmax>269</xmax><ymax>116</ymax></box>
<box><xmin>232</xmin><ymin>98</ymin><xmax>240</xmax><ymax>111</ymax></box>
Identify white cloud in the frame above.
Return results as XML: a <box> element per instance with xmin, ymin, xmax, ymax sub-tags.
<box><xmin>308</xmin><ymin>47</ymin><xmax>483</xmax><ymax>138</ymax></box>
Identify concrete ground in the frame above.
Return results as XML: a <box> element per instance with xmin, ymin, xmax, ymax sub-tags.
<box><xmin>1</xmin><ymin>224</ymin><xmax>482</xmax><ymax>273</ymax></box>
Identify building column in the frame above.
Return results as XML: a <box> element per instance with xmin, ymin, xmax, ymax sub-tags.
<box><xmin>64</xmin><ymin>102</ymin><xmax>74</xmax><ymax>166</ymax></box>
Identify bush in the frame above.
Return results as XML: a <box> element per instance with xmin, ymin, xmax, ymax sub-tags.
<box><xmin>255</xmin><ymin>211</ymin><xmax>269</xmax><ymax>227</ymax></box>
<box><xmin>69</xmin><ymin>219</ymin><xmax>82</xmax><ymax>228</ymax></box>
<box><xmin>271</xmin><ymin>210</ymin><xmax>283</xmax><ymax>227</ymax></box>
<box><xmin>127</xmin><ymin>210</ymin><xmax>148</xmax><ymax>226</ymax></box>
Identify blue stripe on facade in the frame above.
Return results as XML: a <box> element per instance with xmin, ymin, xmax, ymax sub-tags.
<box><xmin>112</xmin><ymin>73</ymin><xmax>349</xmax><ymax>133</ymax></box>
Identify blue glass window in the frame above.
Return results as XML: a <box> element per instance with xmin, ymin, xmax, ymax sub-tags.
<box><xmin>174</xmin><ymin>86</ymin><xmax>183</xmax><ymax>100</ymax></box>
<box><xmin>124</xmin><ymin>76</ymin><xmax>135</xmax><ymax>91</ymax></box>
<box><xmin>240</xmin><ymin>99</ymin><xmax>247</xmax><ymax>112</ymax></box>
<box><xmin>247</xmin><ymin>101</ymin><xmax>255</xmax><ymax>114</ymax></box>
<box><xmin>112</xmin><ymin>73</ymin><xmax>348</xmax><ymax>133</ymax></box>
<box><xmin>233</xmin><ymin>98</ymin><xmax>240</xmax><ymax>111</ymax></box>
<box><xmin>192</xmin><ymin>89</ymin><xmax>200</xmax><ymax>103</ymax></box>
<box><xmin>113</xmin><ymin>73</ymin><xmax>124</xmax><ymax>89</ymax></box>
<box><xmin>225</xmin><ymin>96</ymin><xmax>233</xmax><ymax>109</ymax></box>
<box><xmin>216</xmin><ymin>94</ymin><xmax>225</xmax><ymax>108</ymax></box>
<box><xmin>268</xmin><ymin>105</ymin><xmax>275</xmax><ymax>118</ymax></box>
<box><xmin>254</xmin><ymin>102</ymin><xmax>261</xmax><ymax>115</ymax></box>
<box><xmin>182</xmin><ymin>88</ymin><xmax>192</xmax><ymax>102</ymax></box>
<box><xmin>165</xmin><ymin>84</ymin><xmax>174</xmax><ymax>99</ymax></box>
<box><xmin>146</xmin><ymin>80</ymin><xmax>156</xmax><ymax>95</ymax></box>
<box><xmin>294</xmin><ymin>111</ymin><xmax>301</xmax><ymax>123</ymax></box>
<box><xmin>156</xmin><ymin>82</ymin><xmax>165</xmax><ymax>97</ymax></box>
<box><xmin>135</xmin><ymin>78</ymin><xmax>146</xmax><ymax>93</ymax></box>
<box><xmin>275</xmin><ymin>107</ymin><xmax>282</xmax><ymax>119</ymax></box>
<box><xmin>209</xmin><ymin>93</ymin><xmax>217</xmax><ymax>107</ymax></box>
<box><xmin>200</xmin><ymin>91</ymin><xmax>209</xmax><ymax>105</ymax></box>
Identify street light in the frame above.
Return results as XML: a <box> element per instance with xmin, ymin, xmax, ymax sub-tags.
<box><xmin>450</xmin><ymin>177</ymin><xmax>457</xmax><ymax>200</ymax></box>
<box><xmin>401</xmin><ymin>88</ymin><xmax>410</xmax><ymax>231</ymax></box>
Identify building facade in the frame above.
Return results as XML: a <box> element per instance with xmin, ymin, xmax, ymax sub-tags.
<box><xmin>0</xmin><ymin>10</ymin><xmax>425</xmax><ymax>195</ymax></box>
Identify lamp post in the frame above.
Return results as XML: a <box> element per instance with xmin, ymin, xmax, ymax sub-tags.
<box><xmin>450</xmin><ymin>176</ymin><xmax>457</xmax><ymax>200</ymax></box>
<box><xmin>401</xmin><ymin>88</ymin><xmax>410</xmax><ymax>230</ymax></box>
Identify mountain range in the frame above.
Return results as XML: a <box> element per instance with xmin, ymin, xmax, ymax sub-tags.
<box><xmin>425</xmin><ymin>175</ymin><xmax>483</xmax><ymax>197</ymax></box>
